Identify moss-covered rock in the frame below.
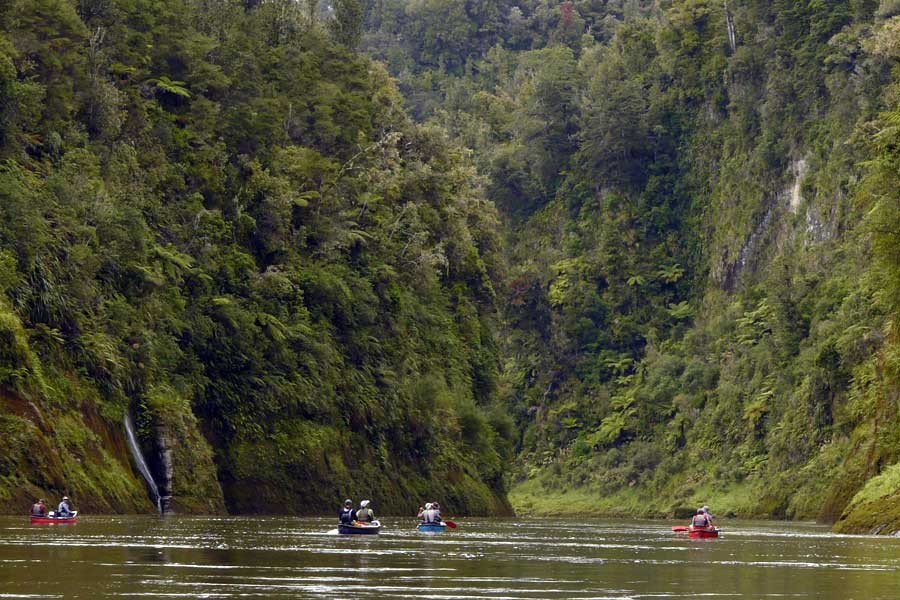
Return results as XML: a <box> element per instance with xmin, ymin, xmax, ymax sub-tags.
<box><xmin>146</xmin><ymin>385</ymin><xmax>225</xmax><ymax>514</ymax></box>
<box><xmin>0</xmin><ymin>387</ymin><xmax>153</xmax><ymax>514</ymax></box>
<box><xmin>834</xmin><ymin>463</ymin><xmax>900</xmax><ymax>535</ymax></box>
<box><xmin>215</xmin><ymin>417</ymin><xmax>510</xmax><ymax>515</ymax></box>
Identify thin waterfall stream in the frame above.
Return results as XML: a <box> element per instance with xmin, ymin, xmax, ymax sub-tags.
<box><xmin>124</xmin><ymin>412</ymin><xmax>162</xmax><ymax>514</ymax></box>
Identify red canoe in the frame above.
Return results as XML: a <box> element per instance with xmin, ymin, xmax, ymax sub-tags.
<box><xmin>688</xmin><ymin>526</ymin><xmax>719</xmax><ymax>538</ymax></box>
<box><xmin>30</xmin><ymin>512</ymin><xmax>78</xmax><ymax>524</ymax></box>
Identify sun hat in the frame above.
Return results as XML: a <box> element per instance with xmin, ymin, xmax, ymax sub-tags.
<box><xmin>360</xmin><ymin>500</ymin><xmax>370</xmax><ymax>508</ymax></box>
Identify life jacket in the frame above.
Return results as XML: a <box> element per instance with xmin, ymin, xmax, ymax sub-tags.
<box><xmin>339</xmin><ymin>507</ymin><xmax>355</xmax><ymax>523</ymax></box>
<box><xmin>423</xmin><ymin>508</ymin><xmax>439</xmax><ymax>523</ymax></box>
<box><xmin>357</xmin><ymin>508</ymin><xmax>374</xmax><ymax>522</ymax></box>
<box><xmin>692</xmin><ymin>514</ymin><xmax>709</xmax><ymax>527</ymax></box>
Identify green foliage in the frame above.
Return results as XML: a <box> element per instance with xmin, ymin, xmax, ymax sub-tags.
<box><xmin>0</xmin><ymin>0</ymin><xmax>511</xmax><ymax>515</ymax></box>
<box><xmin>4</xmin><ymin>0</ymin><xmax>900</xmax><ymax>525</ymax></box>
<box><xmin>147</xmin><ymin>76</ymin><xmax>191</xmax><ymax>99</ymax></box>
<box><xmin>330</xmin><ymin>0</ymin><xmax>364</xmax><ymax>48</ymax></box>
<box><xmin>0</xmin><ymin>304</ymin><xmax>33</xmax><ymax>390</ymax></box>
<box><xmin>357</xmin><ymin>0</ymin><xmax>900</xmax><ymax>528</ymax></box>
<box><xmin>835</xmin><ymin>461</ymin><xmax>900</xmax><ymax>533</ymax></box>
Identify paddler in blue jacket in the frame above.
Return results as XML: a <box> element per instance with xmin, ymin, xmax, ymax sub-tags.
<box><xmin>57</xmin><ymin>496</ymin><xmax>73</xmax><ymax>517</ymax></box>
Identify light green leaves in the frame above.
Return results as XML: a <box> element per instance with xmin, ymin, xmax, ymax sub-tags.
<box><xmin>147</xmin><ymin>76</ymin><xmax>191</xmax><ymax>99</ymax></box>
<box><xmin>666</xmin><ymin>301</ymin><xmax>693</xmax><ymax>320</ymax></box>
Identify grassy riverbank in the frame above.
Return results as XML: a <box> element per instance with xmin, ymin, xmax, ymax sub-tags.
<box><xmin>508</xmin><ymin>457</ymin><xmax>843</xmax><ymax>523</ymax></box>
<box><xmin>510</xmin><ymin>478</ymin><xmax>761</xmax><ymax>519</ymax></box>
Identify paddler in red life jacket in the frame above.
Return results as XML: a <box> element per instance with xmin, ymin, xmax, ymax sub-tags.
<box><xmin>691</xmin><ymin>508</ymin><xmax>710</xmax><ymax>528</ymax></box>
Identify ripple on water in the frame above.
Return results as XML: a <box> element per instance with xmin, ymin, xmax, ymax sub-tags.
<box><xmin>2</xmin><ymin>517</ymin><xmax>900</xmax><ymax>599</ymax></box>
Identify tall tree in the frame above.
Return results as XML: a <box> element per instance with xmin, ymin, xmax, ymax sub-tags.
<box><xmin>331</xmin><ymin>0</ymin><xmax>364</xmax><ymax>48</ymax></box>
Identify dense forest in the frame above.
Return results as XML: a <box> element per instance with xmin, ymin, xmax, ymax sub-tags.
<box><xmin>356</xmin><ymin>0</ymin><xmax>900</xmax><ymax>534</ymax></box>
<box><xmin>3</xmin><ymin>0</ymin><xmax>900</xmax><ymax>533</ymax></box>
<box><xmin>0</xmin><ymin>0</ymin><xmax>512</xmax><ymax>515</ymax></box>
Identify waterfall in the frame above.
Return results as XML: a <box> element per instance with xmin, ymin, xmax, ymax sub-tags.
<box><xmin>124</xmin><ymin>413</ymin><xmax>162</xmax><ymax>514</ymax></box>
<box><xmin>724</xmin><ymin>0</ymin><xmax>737</xmax><ymax>53</ymax></box>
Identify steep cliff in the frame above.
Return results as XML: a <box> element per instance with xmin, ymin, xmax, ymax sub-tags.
<box><xmin>357</xmin><ymin>0</ymin><xmax>900</xmax><ymax>529</ymax></box>
<box><xmin>0</xmin><ymin>0</ymin><xmax>512</xmax><ymax>515</ymax></box>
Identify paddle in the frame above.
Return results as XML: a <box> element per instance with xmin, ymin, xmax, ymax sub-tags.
<box><xmin>671</xmin><ymin>526</ymin><xmax>688</xmax><ymax>532</ymax></box>
<box><xmin>444</xmin><ymin>520</ymin><xmax>457</xmax><ymax>529</ymax></box>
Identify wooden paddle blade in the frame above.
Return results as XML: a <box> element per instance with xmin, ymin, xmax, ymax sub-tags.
<box><xmin>671</xmin><ymin>526</ymin><xmax>688</xmax><ymax>532</ymax></box>
<box><xmin>444</xmin><ymin>520</ymin><xmax>457</xmax><ymax>528</ymax></box>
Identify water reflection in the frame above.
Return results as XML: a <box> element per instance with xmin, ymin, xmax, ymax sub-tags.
<box><xmin>0</xmin><ymin>517</ymin><xmax>898</xmax><ymax>598</ymax></box>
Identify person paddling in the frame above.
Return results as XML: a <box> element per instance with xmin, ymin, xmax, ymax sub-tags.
<box><xmin>57</xmin><ymin>496</ymin><xmax>74</xmax><ymax>517</ymax></box>
<box><xmin>339</xmin><ymin>499</ymin><xmax>356</xmax><ymax>524</ymax></box>
<box><xmin>431</xmin><ymin>501</ymin><xmax>443</xmax><ymax>523</ymax></box>
<box><xmin>691</xmin><ymin>508</ymin><xmax>710</xmax><ymax>528</ymax></box>
<box><xmin>422</xmin><ymin>502</ymin><xmax>441</xmax><ymax>524</ymax></box>
<box><xmin>30</xmin><ymin>499</ymin><xmax>47</xmax><ymax>517</ymax></box>
<box><xmin>356</xmin><ymin>500</ymin><xmax>375</xmax><ymax>523</ymax></box>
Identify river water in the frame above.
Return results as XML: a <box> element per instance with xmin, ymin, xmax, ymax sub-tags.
<box><xmin>1</xmin><ymin>516</ymin><xmax>899</xmax><ymax>599</ymax></box>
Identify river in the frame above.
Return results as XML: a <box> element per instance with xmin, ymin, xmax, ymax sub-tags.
<box><xmin>1</xmin><ymin>516</ymin><xmax>898</xmax><ymax>598</ymax></box>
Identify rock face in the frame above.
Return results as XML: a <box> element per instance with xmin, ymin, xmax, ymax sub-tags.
<box><xmin>144</xmin><ymin>387</ymin><xmax>225</xmax><ymax>515</ymax></box>
<box><xmin>0</xmin><ymin>388</ymin><xmax>153</xmax><ymax>514</ymax></box>
<box><xmin>0</xmin><ymin>303</ymin><xmax>222</xmax><ymax>515</ymax></box>
<box><xmin>0</xmin><ymin>266</ymin><xmax>510</xmax><ymax>516</ymax></box>
<box><xmin>155</xmin><ymin>423</ymin><xmax>174</xmax><ymax>513</ymax></box>
<box><xmin>0</xmin><ymin>301</ymin><xmax>147</xmax><ymax>513</ymax></box>
<box><xmin>833</xmin><ymin>464</ymin><xmax>900</xmax><ymax>535</ymax></box>
<box><xmin>0</xmin><ymin>386</ymin><xmax>228</xmax><ymax>515</ymax></box>
<box><xmin>0</xmin><ymin>377</ymin><xmax>511</xmax><ymax>515</ymax></box>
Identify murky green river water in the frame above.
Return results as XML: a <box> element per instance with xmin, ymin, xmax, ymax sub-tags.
<box><xmin>1</xmin><ymin>516</ymin><xmax>898</xmax><ymax>598</ymax></box>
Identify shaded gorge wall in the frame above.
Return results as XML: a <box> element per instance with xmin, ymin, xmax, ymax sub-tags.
<box><xmin>0</xmin><ymin>0</ymin><xmax>513</xmax><ymax>515</ymax></box>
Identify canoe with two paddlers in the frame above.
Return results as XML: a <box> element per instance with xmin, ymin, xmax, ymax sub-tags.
<box><xmin>688</xmin><ymin>526</ymin><xmax>719</xmax><ymax>538</ymax></box>
<box><xmin>672</xmin><ymin>524</ymin><xmax>720</xmax><ymax>538</ymax></box>
<box><xmin>31</xmin><ymin>511</ymin><xmax>78</xmax><ymax>524</ymax></box>
<box><xmin>416</xmin><ymin>519</ymin><xmax>457</xmax><ymax>532</ymax></box>
<box><xmin>338</xmin><ymin>520</ymin><xmax>381</xmax><ymax>535</ymax></box>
